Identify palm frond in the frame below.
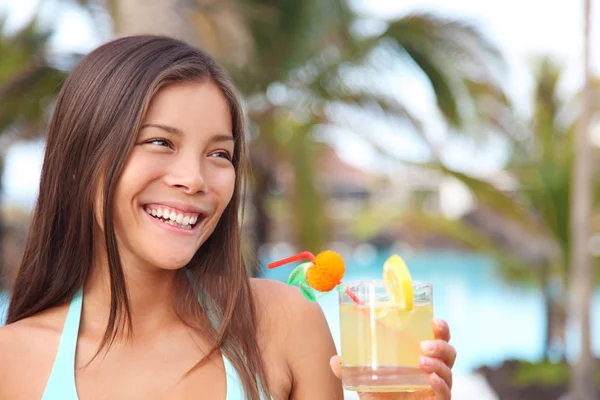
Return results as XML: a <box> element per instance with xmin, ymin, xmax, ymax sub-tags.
<box><xmin>423</xmin><ymin>162</ymin><xmax>546</xmax><ymax>236</ymax></box>
<box><xmin>327</xmin><ymin>90</ymin><xmax>424</xmax><ymax>132</ymax></box>
<box><xmin>227</xmin><ymin>0</ymin><xmax>356</xmax><ymax>88</ymax></box>
<box><xmin>399</xmin><ymin>211</ymin><xmax>539</xmax><ymax>283</ymax></box>
<box><xmin>385</xmin><ymin>13</ymin><xmax>504</xmax><ymax>67</ymax></box>
<box><xmin>379</xmin><ymin>13</ymin><xmax>506</xmax><ymax>130</ymax></box>
<box><xmin>0</xmin><ymin>17</ymin><xmax>65</xmax><ymax>138</ymax></box>
<box><xmin>0</xmin><ymin>65</ymin><xmax>65</xmax><ymax>135</ymax></box>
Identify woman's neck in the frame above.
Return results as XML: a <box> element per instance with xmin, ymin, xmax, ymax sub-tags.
<box><xmin>82</xmin><ymin>249</ymin><xmax>183</xmax><ymax>339</ymax></box>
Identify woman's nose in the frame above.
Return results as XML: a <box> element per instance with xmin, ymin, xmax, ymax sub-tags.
<box><xmin>164</xmin><ymin>155</ymin><xmax>208</xmax><ymax>194</ymax></box>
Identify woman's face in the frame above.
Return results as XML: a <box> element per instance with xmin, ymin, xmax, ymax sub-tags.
<box><xmin>101</xmin><ymin>80</ymin><xmax>236</xmax><ymax>271</ymax></box>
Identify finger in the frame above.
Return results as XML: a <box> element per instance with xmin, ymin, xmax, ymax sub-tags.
<box><xmin>433</xmin><ymin>318</ymin><xmax>450</xmax><ymax>342</ymax></box>
<box><xmin>419</xmin><ymin>356</ymin><xmax>453</xmax><ymax>389</ymax></box>
<box><xmin>420</xmin><ymin>340</ymin><xmax>457</xmax><ymax>369</ymax></box>
<box><xmin>430</xmin><ymin>373</ymin><xmax>451</xmax><ymax>400</ymax></box>
<box><xmin>329</xmin><ymin>355</ymin><xmax>342</xmax><ymax>379</ymax></box>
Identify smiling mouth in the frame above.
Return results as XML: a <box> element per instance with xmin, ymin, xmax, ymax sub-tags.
<box><xmin>143</xmin><ymin>206</ymin><xmax>202</xmax><ymax>230</ymax></box>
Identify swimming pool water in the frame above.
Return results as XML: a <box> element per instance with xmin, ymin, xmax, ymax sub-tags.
<box><xmin>260</xmin><ymin>250</ymin><xmax>600</xmax><ymax>376</ymax></box>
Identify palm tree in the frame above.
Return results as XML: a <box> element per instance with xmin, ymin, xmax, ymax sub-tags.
<box><xmin>393</xmin><ymin>55</ymin><xmax>598</xmax><ymax>364</ymax></box>
<box><xmin>0</xmin><ymin>18</ymin><xmax>67</xmax><ymax>287</ymax></box>
<box><xmin>227</xmin><ymin>5</ymin><xmax>511</xmax><ymax>255</ymax></box>
<box><xmin>568</xmin><ymin>0</ymin><xmax>596</xmax><ymax>397</ymax></box>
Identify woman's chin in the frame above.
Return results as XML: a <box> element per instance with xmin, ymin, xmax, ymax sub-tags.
<box><xmin>149</xmin><ymin>255</ymin><xmax>195</xmax><ymax>271</ymax></box>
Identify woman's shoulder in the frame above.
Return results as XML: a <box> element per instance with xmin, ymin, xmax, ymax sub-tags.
<box><xmin>249</xmin><ymin>277</ymin><xmax>298</xmax><ymax>301</ymax></box>
<box><xmin>249</xmin><ymin>279</ymin><xmax>342</xmax><ymax>398</ymax></box>
<box><xmin>0</xmin><ymin>304</ymin><xmax>67</xmax><ymax>339</ymax></box>
<box><xmin>0</xmin><ymin>306</ymin><xmax>67</xmax><ymax>393</ymax></box>
<box><xmin>249</xmin><ymin>277</ymin><xmax>333</xmax><ymax>350</ymax></box>
<box><xmin>0</xmin><ymin>316</ymin><xmax>44</xmax><ymax>357</ymax></box>
<box><xmin>249</xmin><ymin>278</ymin><xmax>325</xmax><ymax>319</ymax></box>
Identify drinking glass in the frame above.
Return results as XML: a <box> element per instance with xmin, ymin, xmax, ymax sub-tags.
<box><xmin>339</xmin><ymin>280</ymin><xmax>434</xmax><ymax>392</ymax></box>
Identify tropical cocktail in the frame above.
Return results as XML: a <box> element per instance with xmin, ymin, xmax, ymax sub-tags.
<box><xmin>339</xmin><ymin>276</ymin><xmax>433</xmax><ymax>392</ymax></box>
<box><xmin>339</xmin><ymin>255</ymin><xmax>433</xmax><ymax>392</ymax></box>
<box><xmin>267</xmin><ymin>251</ymin><xmax>433</xmax><ymax>392</ymax></box>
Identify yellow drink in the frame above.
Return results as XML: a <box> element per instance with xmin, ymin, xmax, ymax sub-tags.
<box><xmin>339</xmin><ymin>281</ymin><xmax>433</xmax><ymax>392</ymax></box>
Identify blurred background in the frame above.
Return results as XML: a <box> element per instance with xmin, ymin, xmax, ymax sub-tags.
<box><xmin>0</xmin><ymin>0</ymin><xmax>598</xmax><ymax>399</ymax></box>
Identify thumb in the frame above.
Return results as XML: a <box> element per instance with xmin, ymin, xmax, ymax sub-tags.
<box><xmin>329</xmin><ymin>355</ymin><xmax>342</xmax><ymax>379</ymax></box>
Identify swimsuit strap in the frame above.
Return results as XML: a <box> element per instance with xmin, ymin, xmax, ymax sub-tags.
<box><xmin>42</xmin><ymin>288</ymin><xmax>269</xmax><ymax>399</ymax></box>
<box><xmin>41</xmin><ymin>289</ymin><xmax>83</xmax><ymax>400</ymax></box>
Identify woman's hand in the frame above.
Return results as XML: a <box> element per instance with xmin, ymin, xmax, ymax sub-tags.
<box><xmin>330</xmin><ymin>318</ymin><xmax>456</xmax><ymax>399</ymax></box>
<box><xmin>417</xmin><ymin>318</ymin><xmax>455</xmax><ymax>398</ymax></box>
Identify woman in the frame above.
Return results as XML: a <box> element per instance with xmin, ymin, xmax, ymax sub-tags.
<box><xmin>0</xmin><ymin>36</ymin><xmax>455</xmax><ymax>399</ymax></box>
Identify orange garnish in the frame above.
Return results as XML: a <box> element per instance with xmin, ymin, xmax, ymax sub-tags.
<box><xmin>305</xmin><ymin>250</ymin><xmax>345</xmax><ymax>292</ymax></box>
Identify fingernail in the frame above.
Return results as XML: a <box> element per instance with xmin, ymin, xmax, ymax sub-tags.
<box><xmin>420</xmin><ymin>356</ymin><xmax>434</xmax><ymax>367</ymax></box>
<box><xmin>420</xmin><ymin>340</ymin><xmax>436</xmax><ymax>353</ymax></box>
<box><xmin>433</xmin><ymin>373</ymin><xmax>444</xmax><ymax>385</ymax></box>
<box><xmin>434</xmin><ymin>317</ymin><xmax>444</xmax><ymax>329</ymax></box>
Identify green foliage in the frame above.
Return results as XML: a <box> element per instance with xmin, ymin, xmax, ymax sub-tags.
<box><xmin>349</xmin><ymin>207</ymin><xmax>398</xmax><ymax>240</ymax></box>
<box><xmin>404</xmin><ymin>56</ymin><xmax>596</xmax><ymax>362</ymax></box>
<box><xmin>66</xmin><ymin>1</ymin><xmax>511</xmax><ymax>252</ymax></box>
<box><xmin>401</xmin><ymin>210</ymin><xmax>536</xmax><ymax>283</ymax></box>
<box><xmin>229</xmin><ymin>3</ymin><xmax>509</xmax><ymax>250</ymax></box>
<box><xmin>415</xmin><ymin>56</ymin><xmax>581</xmax><ymax>284</ymax></box>
<box><xmin>514</xmin><ymin>361</ymin><xmax>570</xmax><ymax>386</ymax></box>
<box><xmin>513</xmin><ymin>360</ymin><xmax>600</xmax><ymax>387</ymax></box>
<box><xmin>383</xmin><ymin>13</ymin><xmax>506</xmax><ymax>132</ymax></box>
<box><xmin>0</xmin><ymin>18</ymin><xmax>67</xmax><ymax>137</ymax></box>
<box><xmin>425</xmin><ymin>162</ymin><xmax>543</xmax><ymax>235</ymax></box>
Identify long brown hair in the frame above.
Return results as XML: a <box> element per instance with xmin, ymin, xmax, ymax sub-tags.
<box><xmin>6</xmin><ymin>35</ymin><xmax>270</xmax><ymax>399</ymax></box>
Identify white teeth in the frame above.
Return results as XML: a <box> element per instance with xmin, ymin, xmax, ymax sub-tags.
<box><xmin>145</xmin><ymin>207</ymin><xmax>200</xmax><ymax>228</ymax></box>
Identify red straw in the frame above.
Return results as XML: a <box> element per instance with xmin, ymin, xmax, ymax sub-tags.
<box><xmin>268</xmin><ymin>251</ymin><xmax>315</xmax><ymax>269</ymax></box>
<box><xmin>345</xmin><ymin>288</ymin><xmax>363</xmax><ymax>305</ymax></box>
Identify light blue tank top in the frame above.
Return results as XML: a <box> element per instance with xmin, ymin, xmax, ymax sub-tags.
<box><xmin>42</xmin><ymin>290</ymin><xmax>252</xmax><ymax>399</ymax></box>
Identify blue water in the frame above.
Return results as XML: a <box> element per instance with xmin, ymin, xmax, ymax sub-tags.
<box><xmin>1</xmin><ymin>251</ymin><xmax>597</xmax><ymax>377</ymax></box>
<box><xmin>260</xmin><ymin>250</ymin><xmax>600</xmax><ymax>376</ymax></box>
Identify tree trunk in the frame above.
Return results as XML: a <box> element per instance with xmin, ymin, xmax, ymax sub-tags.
<box><xmin>114</xmin><ymin>0</ymin><xmax>200</xmax><ymax>46</ymax></box>
<box><xmin>289</xmin><ymin>131</ymin><xmax>327</xmax><ymax>252</ymax></box>
<box><xmin>568</xmin><ymin>0</ymin><xmax>596</xmax><ymax>398</ymax></box>
<box><xmin>541</xmin><ymin>263</ymin><xmax>552</xmax><ymax>361</ymax></box>
<box><xmin>245</xmin><ymin>138</ymin><xmax>275</xmax><ymax>275</ymax></box>
<box><xmin>0</xmin><ymin>157</ymin><xmax>4</xmax><ymax>289</ymax></box>
<box><xmin>112</xmin><ymin>0</ymin><xmax>251</xmax><ymax>66</ymax></box>
<box><xmin>250</xmin><ymin>162</ymin><xmax>272</xmax><ymax>251</ymax></box>
<box><xmin>541</xmin><ymin>263</ymin><xmax>567</xmax><ymax>362</ymax></box>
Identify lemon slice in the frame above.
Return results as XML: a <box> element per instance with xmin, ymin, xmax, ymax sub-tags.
<box><xmin>383</xmin><ymin>255</ymin><xmax>414</xmax><ymax>310</ymax></box>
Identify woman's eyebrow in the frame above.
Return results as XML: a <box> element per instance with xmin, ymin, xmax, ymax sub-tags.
<box><xmin>141</xmin><ymin>123</ymin><xmax>234</xmax><ymax>142</ymax></box>
<box><xmin>140</xmin><ymin>123</ymin><xmax>184</xmax><ymax>135</ymax></box>
<box><xmin>211</xmin><ymin>134</ymin><xmax>235</xmax><ymax>142</ymax></box>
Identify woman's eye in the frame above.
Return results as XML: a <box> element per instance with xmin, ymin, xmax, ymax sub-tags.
<box><xmin>146</xmin><ymin>138</ymin><xmax>171</xmax><ymax>148</ymax></box>
<box><xmin>211</xmin><ymin>150</ymin><xmax>232</xmax><ymax>160</ymax></box>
